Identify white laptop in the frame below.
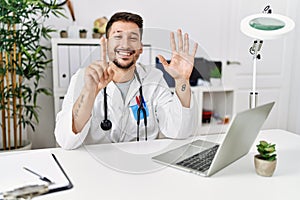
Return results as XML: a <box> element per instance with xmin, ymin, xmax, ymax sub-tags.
<box><xmin>152</xmin><ymin>102</ymin><xmax>274</xmax><ymax>177</ymax></box>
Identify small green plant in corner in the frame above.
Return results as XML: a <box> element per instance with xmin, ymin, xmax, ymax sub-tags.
<box><xmin>256</xmin><ymin>140</ymin><xmax>277</xmax><ymax>161</ymax></box>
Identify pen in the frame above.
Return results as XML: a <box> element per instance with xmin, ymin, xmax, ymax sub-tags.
<box><xmin>23</xmin><ymin>167</ymin><xmax>53</xmax><ymax>184</ymax></box>
<box><xmin>136</xmin><ymin>95</ymin><xmax>141</xmax><ymax>106</ymax></box>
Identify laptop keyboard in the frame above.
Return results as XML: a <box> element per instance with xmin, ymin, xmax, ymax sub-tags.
<box><xmin>176</xmin><ymin>145</ymin><xmax>219</xmax><ymax>173</ymax></box>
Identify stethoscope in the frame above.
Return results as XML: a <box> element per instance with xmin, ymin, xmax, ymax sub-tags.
<box><xmin>100</xmin><ymin>69</ymin><xmax>147</xmax><ymax>141</ymax></box>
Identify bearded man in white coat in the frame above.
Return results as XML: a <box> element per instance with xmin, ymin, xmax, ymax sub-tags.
<box><xmin>54</xmin><ymin>11</ymin><xmax>199</xmax><ymax>149</ymax></box>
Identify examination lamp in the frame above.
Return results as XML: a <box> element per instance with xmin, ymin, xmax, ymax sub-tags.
<box><xmin>240</xmin><ymin>5</ymin><xmax>295</xmax><ymax>108</ymax></box>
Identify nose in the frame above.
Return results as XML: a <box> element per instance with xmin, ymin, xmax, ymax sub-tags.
<box><xmin>119</xmin><ymin>35</ymin><xmax>129</xmax><ymax>48</ymax></box>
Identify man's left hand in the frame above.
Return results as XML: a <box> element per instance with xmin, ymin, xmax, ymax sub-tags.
<box><xmin>157</xmin><ymin>29</ymin><xmax>198</xmax><ymax>81</ymax></box>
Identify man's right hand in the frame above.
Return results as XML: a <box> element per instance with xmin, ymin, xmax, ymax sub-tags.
<box><xmin>84</xmin><ymin>37</ymin><xmax>114</xmax><ymax>96</ymax></box>
<box><xmin>72</xmin><ymin>37</ymin><xmax>114</xmax><ymax>134</ymax></box>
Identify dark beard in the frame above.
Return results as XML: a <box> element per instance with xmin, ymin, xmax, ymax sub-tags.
<box><xmin>113</xmin><ymin>59</ymin><xmax>135</xmax><ymax>70</ymax></box>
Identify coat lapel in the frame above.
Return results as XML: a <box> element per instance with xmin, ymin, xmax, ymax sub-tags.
<box><xmin>125</xmin><ymin>64</ymin><xmax>148</xmax><ymax>105</ymax></box>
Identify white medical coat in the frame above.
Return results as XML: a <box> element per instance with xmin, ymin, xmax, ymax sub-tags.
<box><xmin>54</xmin><ymin>64</ymin><xmax>198</xmax><ymax>149</ymax></box>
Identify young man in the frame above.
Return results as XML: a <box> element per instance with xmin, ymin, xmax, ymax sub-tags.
<box><xmin>54</xmin><ymin>12</ymin><xmax>198</xmax><ymax>149</ymax></box>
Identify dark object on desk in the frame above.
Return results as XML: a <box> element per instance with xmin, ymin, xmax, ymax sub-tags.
<box><xmin>155</xmin><ymin>57</ymin><xmax>222</xmax><ymax>87</ymax></box>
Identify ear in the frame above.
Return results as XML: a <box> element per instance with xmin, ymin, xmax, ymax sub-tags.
<box><xmin>139</xmin><ymin>42</ymin><xmax>143</xmax><ymax>54</ymax></box>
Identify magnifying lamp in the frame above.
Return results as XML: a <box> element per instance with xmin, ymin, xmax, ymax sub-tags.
<box><xmin>240</xmin><ymin>6</ymin><xmax>295</xmax><ymax>108</ymax></box>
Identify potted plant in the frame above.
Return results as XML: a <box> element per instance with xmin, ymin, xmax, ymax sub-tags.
<box><xmin>0</xmin><ymin>0</ymin><xmax>63</xmax><ymax>150</ymax></box>
<box><xmin>79</xmin><ymin>29</ymin><xmax>87</xmax><ymax>38</ymax></box>
<box><xmin>92</xmin><ymin>28</ymin><xmax>101</xmax><ymax>39</ymax></box>
<box><xmin>254</xmin><ymin>140</ymin><xmax>277</xmax><ymax>177</ymax></box>
<box><xmin>60</xmin><ymin>30</ymin><xmax>68</xmax><ymax>38</ymax></box>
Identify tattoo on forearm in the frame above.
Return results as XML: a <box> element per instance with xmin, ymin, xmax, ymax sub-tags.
<box><xmin>74</xmin><ymin>95</ymin><xmax>85</xmax><ymax>119</ymax></box>
<box><xmin>181</xmin><ymin>84</ymin><xmax>186</xmax><ymax>92</ymax></box>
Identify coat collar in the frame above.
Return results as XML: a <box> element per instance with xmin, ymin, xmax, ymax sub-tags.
<box><xmin>105</xmin><ymin>63</ymin><xmax>148</xmax><ymax>105</ymax></box>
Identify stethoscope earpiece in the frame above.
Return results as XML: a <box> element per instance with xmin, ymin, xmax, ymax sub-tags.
<box><xmin>100</xmin><ymin>119</ymin><xmax>112</xmax><ymax>131</ymax></box>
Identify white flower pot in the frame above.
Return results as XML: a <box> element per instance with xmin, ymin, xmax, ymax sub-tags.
<box><xmin>254</xmin><ymin>155</ymin><xmax>277</xmax><ymax>177</ymax></box>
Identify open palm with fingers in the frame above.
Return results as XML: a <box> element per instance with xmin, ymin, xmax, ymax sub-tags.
<box><xmin>157</xmin><ymin>29</ymin><xmax>198</xmax><ymax>81</ymax></box>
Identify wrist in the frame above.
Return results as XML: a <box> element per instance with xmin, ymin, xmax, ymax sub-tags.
<box><xmin>175</xmin><ymin>78</ymin><xmax>190</xmax><ymax>87</ymax></box>
<box><xmin>175</xmin><ymin>79</ymin><xmax>190</xmax><ymax>93</ymax></box>
<box><xmin>83</xmin><ymin>84</ymin><xmax>99</xmax><ymax>98</ymax></box>
<box><xmin>174</xmin><ymin>79</ymin><xmax>191</xmax><ymax>108</ymax></box>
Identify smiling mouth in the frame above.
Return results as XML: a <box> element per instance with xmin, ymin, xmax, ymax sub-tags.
<box><xmin>115</xmin><ymin>49</ymin><xmax>136</xmax><ymax>57</ymax></box>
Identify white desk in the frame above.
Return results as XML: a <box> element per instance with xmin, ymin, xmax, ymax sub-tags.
<box><xmin>2</xmin><ymin>129</ymin><xmax>300</xmax><ymax>199</ymax></box>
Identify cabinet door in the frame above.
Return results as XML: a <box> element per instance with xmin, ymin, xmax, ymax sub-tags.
<box><xmin>69</xmin><ymin>45</ymin><xmax>80</xmax><ymax>76</ymax></box>
<box><xmin>57</xmin><ymin>46</ymin><xmax>70</xmax><ymax>87</ymax></box>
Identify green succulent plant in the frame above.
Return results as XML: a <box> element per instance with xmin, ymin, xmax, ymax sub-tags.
<box><xmin>256</xmin><ymin>140</ymin><xmax>277</xmax><ymax>161</ymax></box>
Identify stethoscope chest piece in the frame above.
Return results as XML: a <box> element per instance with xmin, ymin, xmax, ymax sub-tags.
<box><xmin>101</xmin><ymin>119</ymin><xmax>112</xmax><ymax>131</ymax></box>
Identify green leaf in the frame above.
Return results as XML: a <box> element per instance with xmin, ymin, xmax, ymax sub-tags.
<box><xmin>259</xmin><ymin>140</ymin><xmax>268</xmax><ymax>147</ymax></box>
<box><xmin>1</xmin><ymin>0</ymin><xmax>64</xmax><ymax>149</ymax></box>
<box><xmin>256</xmin><ymin>140</ymin><xmax>276</xmax><ymax>160</ymax></box>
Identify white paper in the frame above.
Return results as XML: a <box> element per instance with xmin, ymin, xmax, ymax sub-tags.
<box><xmin>0</xmin><ymin>150</ymin><xmax>70</xmax><ymax>193</ymax></box>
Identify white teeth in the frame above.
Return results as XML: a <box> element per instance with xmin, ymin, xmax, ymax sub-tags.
<box><xmin>115</xmin><ymin>49</ymin><xmax>134</xmax><ymax>56</ymax></box>
<box><xmin>117</xmin><ymin>51</ymin><xmax>131</xmax><ymax>56</ymax></box>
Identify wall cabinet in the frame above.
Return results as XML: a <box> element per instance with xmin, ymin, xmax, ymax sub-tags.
<box><xmin>51</xmin><ymin>38</ymin><xmax>235</xmax><ymax>134</ymax></box>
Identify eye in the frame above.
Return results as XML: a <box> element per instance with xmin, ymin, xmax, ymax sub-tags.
<box><xmin>114</xmin><ymin>35</ymin><xmax>122</xmax><ymax>40</ymax></box>
<box><xmin>129</xmin><ymin>36</ymin><xmax>139</xmax><ymax>42</ymax></box>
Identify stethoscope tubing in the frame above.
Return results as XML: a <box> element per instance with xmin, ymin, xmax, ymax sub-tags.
<box><xmin>136</xmin><ymin>86</ymin><xmax>147</xmax><ymax>141</ymax></box>
<box><xmin>101</xmin><ymin>69</ymin><xmax>148</xmax><ymax>141</ymax></box>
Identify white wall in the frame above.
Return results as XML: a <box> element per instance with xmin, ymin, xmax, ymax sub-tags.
<box><xmin>287</xmin><ymin>1</ymin><xmax>300</xmax><ymax>135</ymax></box>
<box><xmin>33</xmin><ymin>0</ymin><xmax>300</xmax><ymax>148</ymax></box>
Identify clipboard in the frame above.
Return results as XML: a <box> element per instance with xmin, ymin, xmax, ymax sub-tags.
<box><xmin>0</xmin><ymin>151</ymin><xmax>73</xmax><ymax>199</ymax></box>
<box><xmin>46</xmin><ymin>154</ymin><xmax>73</xmax><ymax>194</ymax></box>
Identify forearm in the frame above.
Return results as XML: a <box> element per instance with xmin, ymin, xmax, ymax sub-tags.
<box><xmin>72</xmin><ymin>88</ymin><xmax>96</xmax><ymax>134</ymax></box>
<box><xmin>175</xmin><ymin>79</ymin><xmax>191</xmax><ymax>108</ymax></box>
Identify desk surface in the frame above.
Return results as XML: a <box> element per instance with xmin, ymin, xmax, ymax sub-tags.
<box><xmin>2</xmin><ymin>129</ymin><xmax>300</xmax><ymax>199</ymax></box>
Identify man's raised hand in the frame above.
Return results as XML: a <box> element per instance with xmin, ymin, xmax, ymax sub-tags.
<box><xmin>84</xmin><ymin>37</ymin><xmax>114</xmax><ymax>95</ymax></box>
<box><xmin>157</xmin><ymin>29</ymin><xmax>198</xmax><ymax>81</ymax></box>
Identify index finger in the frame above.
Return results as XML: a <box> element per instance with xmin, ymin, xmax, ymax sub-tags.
<box><xmin>100</xmin><ymin>37</ymin><xmax>108</xmax><ymax>64</ymax></box>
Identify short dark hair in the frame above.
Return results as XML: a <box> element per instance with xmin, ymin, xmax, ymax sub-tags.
<box><xmin>105</xmin><ymin>12</ymin><xmax>143</xmax><ymax>40</ymax></box>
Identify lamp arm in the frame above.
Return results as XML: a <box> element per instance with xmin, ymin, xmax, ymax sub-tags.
<box><xmin>249</xmin><ymin>40</ymin><xmax>263</xmax><ymax>109</ymax></box>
